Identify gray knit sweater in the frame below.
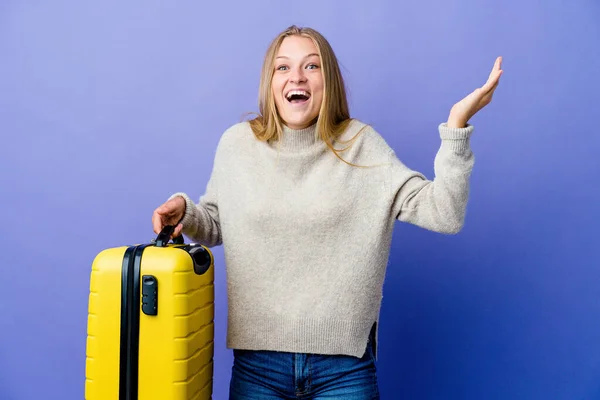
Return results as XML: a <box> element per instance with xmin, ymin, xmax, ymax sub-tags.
<box><xmin>169</xmin><ymin>118</ymin><xmax>475</xmax><ymax>358</ymax></box>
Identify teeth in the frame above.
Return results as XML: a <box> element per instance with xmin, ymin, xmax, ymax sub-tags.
<box><xmin>286</xmin><ymin>90</ymin><xmax>309</xmax><ymax>100</ymax></box>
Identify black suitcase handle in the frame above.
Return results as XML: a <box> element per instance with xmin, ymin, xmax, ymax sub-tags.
<box><xmin>154</xmin><ymin>225</ymin><xmax>184</xmax><ymax>247</ymax></box>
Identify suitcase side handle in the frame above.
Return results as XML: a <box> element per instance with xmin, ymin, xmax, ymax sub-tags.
<box><xmin>154</xmin><ymin>225</ymin><xmax>184</xmax><ymax>247</ymax></box>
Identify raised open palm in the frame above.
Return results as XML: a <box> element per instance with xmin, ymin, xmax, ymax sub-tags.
<box><xmin>448</xmin><ymin>56</ymin><xmax>503</xmax><ymax>128</ymax></box>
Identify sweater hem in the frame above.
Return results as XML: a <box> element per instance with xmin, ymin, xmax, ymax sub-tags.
<box><xmin>226</xmin><ymin>313</ymin><xmax>376</xmax><ymax>359</ymax></box>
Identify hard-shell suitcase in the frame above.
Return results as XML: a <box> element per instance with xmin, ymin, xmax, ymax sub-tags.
<box><xmin>85</xmin><ymin>226</ymin><xmax>215</xmax><ymax>399</ymax></box>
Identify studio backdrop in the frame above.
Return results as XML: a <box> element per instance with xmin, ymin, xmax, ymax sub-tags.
<box><xmin>1</xmin><ymin>1</ymin><xmax>599</xmax><ymax>399</ymax></box>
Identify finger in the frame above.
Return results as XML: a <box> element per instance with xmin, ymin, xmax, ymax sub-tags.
<box><xmin>493</xmin><ymin>56</ymin><xmax>501</xmax><ymax>70</ymax></box>
<box><xmin>490</xmin><ymin>74</ymin><xmax>501</xmax><ymax>92</ymax></box>
<box><xmin>485</xmin><ymin>58</ymin><xmax>498</xmax><ymax>81</ymax></box>
<box><xmin>487</xmin><ymin>65</ymin><xmax>502</xmax><ymax>83</ymax></box>
<box><xmin>485</xmin><ymin>57</ymin><xmax>503</xmax><ymax>85</ymax></box>
<box><xmin>482</xmin><ymin>70</ymin><xmax>502</xmax><ymax>93</ymax></box>
<box><xmin>152</xmin><ymin>211</ymin><xmax>163</xmax><ymax>234</ymax></box>
<box><xmin>491</xmin><ymin>56</ymin><xmax>502</xmax><ymax>74</ymax></box>
<box><xmin>173</xmin><ymin>223</ymin><xmax>183</xmax><ymax>238</ymax></box>
<box><xmin>157</xmin><ymin>201</ymin><xmax>175</xmax><ymax>215</ymax></box>
<box><xmin>487</xmin><ymin>64</ymin><xmax>496</xmax><ymax>81</ymax></box>
<box><xmin>159</xmin><ymin>203</ymin><xmax>181</xmax><ymax>222</ymax></box>
<box><xmin>476</xmin><ymin>80</ymin><xmax>501</xmax><ymax>112</ymax></box>
<box><xmin>479</xmin><ymin>83</ymin><xmax>500</xmax><ymax>109</ymax></box>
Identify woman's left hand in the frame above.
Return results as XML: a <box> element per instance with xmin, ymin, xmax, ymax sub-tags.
<box><xmin>447</xmin><ymin>56</ymin><xmax>503</xmax><ymax>128</ymax></box>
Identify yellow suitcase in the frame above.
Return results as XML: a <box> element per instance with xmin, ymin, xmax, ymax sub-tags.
<box><xmin>85</xmin><ymin>226</ymin><xmax>215</xmax><ymax>399</ymax></box>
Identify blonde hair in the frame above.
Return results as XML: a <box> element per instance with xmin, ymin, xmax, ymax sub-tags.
<box><xmin>247</xmin><ymin>25</ymin><xmax>367</xmax><ymax>166</ymax></box>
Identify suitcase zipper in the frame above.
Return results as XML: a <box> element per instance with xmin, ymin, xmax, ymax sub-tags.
<box><xmin>118</xmin><ymin>244</ymin><xmax>151</xmax><ymax>400</ymax></box>
<box><xmin>119</xmin><ymin>245</ymin><xmax>138</xmax><ymax>400</ymax></box>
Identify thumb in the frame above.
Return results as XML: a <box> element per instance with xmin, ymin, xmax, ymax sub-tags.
<box><xmin>156</xmin><ymin>202</ymin><xmax>175</xmax><ymax>215</ymax></box>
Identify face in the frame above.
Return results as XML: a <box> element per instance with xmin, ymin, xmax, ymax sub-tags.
<box><xmin>271</xmin><ymin>35</ymin><xmax>324</xmax><ymax>130</ymax></box>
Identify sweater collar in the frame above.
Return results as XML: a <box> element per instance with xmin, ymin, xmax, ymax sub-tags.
<box><xmin>274</xmin><ymin>122</ymin><xmax>320</xmax><ymax>153</ymax></box>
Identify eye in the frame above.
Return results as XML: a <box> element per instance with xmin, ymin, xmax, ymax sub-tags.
<box><xmin>306</xmin><ymin>63</ymin><xmax>319</xmax><ymax>70</ymax></box>
<box><xmin>276</xmin><ymin>65</ymin><xmax>288</xmax><ymax>71</ymax></box>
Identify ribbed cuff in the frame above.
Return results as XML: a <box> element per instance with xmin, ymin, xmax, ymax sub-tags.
<box><xmin>438</xmin><ymin>122</ymin><xmax>474</xmax><ymax>152</ymax></box>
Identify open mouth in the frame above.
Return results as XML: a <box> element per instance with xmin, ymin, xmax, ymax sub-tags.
<box><xmin>286</xmin><ymin>90</ymin><xmax>311</xmax><ymax>104</ymax></box>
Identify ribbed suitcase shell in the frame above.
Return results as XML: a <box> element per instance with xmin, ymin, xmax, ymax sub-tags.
<box><xmin>85</xmin><ymin>240</ymin><xmax>214</xmax><ymax>400</ymax></box>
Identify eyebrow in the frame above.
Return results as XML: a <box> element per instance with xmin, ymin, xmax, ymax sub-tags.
<box><xmin>275</xmin><ymin>53</ymin><xmax>320</xmax><ymax>60</ymax></box>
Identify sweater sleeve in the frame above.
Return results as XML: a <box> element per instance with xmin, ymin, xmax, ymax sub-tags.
<box><xmin>167</xmin><ymin>150</ymin><xmax>223</xmax><ymax>248</ymax></box>
<box><xmin>390</xmin><ymin>122</ymin><xmax>475</xmax><ymax>234</ymax></box>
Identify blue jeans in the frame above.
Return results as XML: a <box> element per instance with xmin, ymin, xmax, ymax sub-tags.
<box><xmin>229</xmin><ymin>334</ymin><xmax>379</xmax><ymax>399</ymax></box>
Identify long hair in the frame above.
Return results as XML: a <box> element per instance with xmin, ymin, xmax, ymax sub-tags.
<box><xmin>247</xmin><ymin>25</ymin><xmax>366</xmax><ymax>165</ymax></box>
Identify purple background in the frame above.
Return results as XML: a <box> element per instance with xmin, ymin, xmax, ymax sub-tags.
<box><xmin>1</xmin><ymin>1</ymin><xmax>599</xmax><ymax>399</ymax></box>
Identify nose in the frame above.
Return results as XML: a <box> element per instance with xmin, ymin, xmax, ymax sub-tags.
<box><xmin>289</xmin><ymin>67</ymin><xmax>307</xmax><ymax>84</ymax></box>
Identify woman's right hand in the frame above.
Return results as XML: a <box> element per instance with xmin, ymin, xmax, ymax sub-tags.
<box><xmin>152</xmin><ymin>196</ymin><xmax>186</xmax><ymax>238</ymax></box>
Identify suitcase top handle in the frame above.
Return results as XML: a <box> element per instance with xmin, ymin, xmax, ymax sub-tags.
<box><xmin>154</xmin><ymin>225</ymin><xmax>184</xmax><ymax>247</ymax></box>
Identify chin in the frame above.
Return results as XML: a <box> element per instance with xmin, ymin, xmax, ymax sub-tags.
<box><xmin>281</xmin><ymin>111</ymin><xmax>319</xmax><ymax>129</ymax></box>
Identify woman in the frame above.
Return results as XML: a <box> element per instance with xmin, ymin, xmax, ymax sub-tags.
<box><xmin>152</xmin><ymin>25</ymin><xmax>502</xmax><ymax>399</ymax></box>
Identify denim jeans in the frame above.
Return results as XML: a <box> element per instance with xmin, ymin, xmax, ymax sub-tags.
<box><xmin>229</xmin><ymin>332</ymin><xmax>379</xmax><ymax>399</ymax></box>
